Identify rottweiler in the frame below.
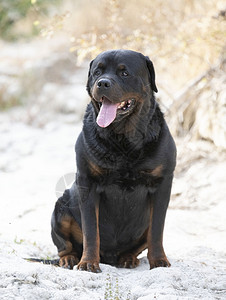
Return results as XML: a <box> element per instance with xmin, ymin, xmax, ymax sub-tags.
<box><xmin>51</xmin><ymin>49</ymin><xmax>176</xmax><ymax>272</ymax></box>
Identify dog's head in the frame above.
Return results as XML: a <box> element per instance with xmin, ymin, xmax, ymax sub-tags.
<box><xmin>86</xmin><ymin>50</ymin><xmax>158</xmax><ymax>128</ymax></box>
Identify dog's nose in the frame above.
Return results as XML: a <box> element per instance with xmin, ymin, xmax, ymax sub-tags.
<box><xmin>97</xmin><ymin>78</ymin><xmax>111</xmax><ymax>89</ymax></box>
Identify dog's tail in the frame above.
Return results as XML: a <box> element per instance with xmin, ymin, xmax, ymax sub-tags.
<box><xmin>24</xmin><ymin>258</ymin><xmax>60</xmax><ymax>266</ymax></box>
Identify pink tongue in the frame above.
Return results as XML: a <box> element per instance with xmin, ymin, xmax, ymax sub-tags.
<box><xmin>96</xmin><ymin>97</ymin><xmax>118</xmax><ymax>128</ymax></box>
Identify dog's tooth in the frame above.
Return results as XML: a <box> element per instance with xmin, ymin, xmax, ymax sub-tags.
<box><xmin>118</xmin><ymin>101</ymin><xmax>125</xmax><ymax>109</ymax></box>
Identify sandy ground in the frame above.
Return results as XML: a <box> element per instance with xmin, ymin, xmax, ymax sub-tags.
<box><xmin>0</xmin><ymin>113</ymin><xmax>226</xmax><ymax>300</ymax></box>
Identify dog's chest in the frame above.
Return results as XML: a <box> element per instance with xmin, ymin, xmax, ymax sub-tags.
<box><xmin>89</xmin><ymin>158</ymin><xmax>163</xmax><ymax>188</ymax></box>
<box><xmin>100</xmin><ymin>182</ymin><xmax>149</xmax><ymax>218</ymax></box>
<box><xmin>99</xmin><ymin>182</ymin><xmax>151</xmax><ymax>247</ymax></box>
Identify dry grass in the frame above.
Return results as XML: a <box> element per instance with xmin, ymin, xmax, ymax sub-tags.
<box><xmin>40</xmin><ymin>0</ymin><xmax>226</xmax><ymax>91</ymax></box>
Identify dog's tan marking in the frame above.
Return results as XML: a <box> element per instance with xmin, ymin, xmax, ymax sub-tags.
<box><xmin>88</xmin><ymin>160</ymin><xmax>105</xmax><ymax>176</ymax></box>
<box><xmin>151</xmin><ymin>164</ymin><xmax>163</xmax><ymax>177</ymax></box>
<box><xmin>60</xmin><ymin>216</ymin><xmax>83</xmax><ymax>244</ymax></box>
<box><xmin>140</xmin><ymin>164</ymin><xmax>163</xmax><ymax>177</ymax></box>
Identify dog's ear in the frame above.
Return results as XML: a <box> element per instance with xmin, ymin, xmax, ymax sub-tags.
<box><xmin>86</xmin><ymin>60</ymin><xmax>94</xmax><ymax>95</ymax></box>
<box><xmin>88</xmin><ymin>59</ymin><xmax>94</xmax><ymax>78</ymax></box>
<box><xmin>145</xmin><ymin>56</ymin><xmax>158</xmax><ymax>93</ymax></box>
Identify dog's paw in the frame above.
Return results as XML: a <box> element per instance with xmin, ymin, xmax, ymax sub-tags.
<box><xmin>148</xmin><ymin>257</ymin><xmax>171</xmax><ymax>269</ymax></box>
<box><xmin>59</xmin><ymin>255</ymin><xmax>79</xmax><ymax>269</ymax></box>
<box><xmin>77</xmin><ymin>260</ymin><xmax>101</xmax><ymax>273</ymax></box>
<box><xmin>118</xmin><ymin>253</ymin><xmax>140</xmax><ymax>269</ymax></box>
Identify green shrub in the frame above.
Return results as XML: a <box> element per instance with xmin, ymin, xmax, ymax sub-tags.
<box><xmin>0</xmin><ymin>0</ymin><xmax>61</xmax><ymax>40</ymax></box>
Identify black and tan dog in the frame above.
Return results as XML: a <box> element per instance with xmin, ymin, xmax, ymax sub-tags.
<box><xmin>51</xmin><ymin>50</ymin><xmax>176</xmax><ymax>272</ymax></box>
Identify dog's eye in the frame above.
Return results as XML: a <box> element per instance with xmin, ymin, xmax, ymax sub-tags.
<box><xmin>94</xmin><ymin>69</ymin><xmax>101</xmax><ymax>76</ymax></box>
<box><xmin>121</xmin><ymin>71</ymin><xmax>129</xmax><ymax>77</ymax></box>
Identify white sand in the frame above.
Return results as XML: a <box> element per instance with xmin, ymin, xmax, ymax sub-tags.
<box><xmin>0</xmin><ymin>117</ymin><xmax>225</xmax><ymax>299</ymax></box>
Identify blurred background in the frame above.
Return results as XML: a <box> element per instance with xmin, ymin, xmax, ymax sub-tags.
<box><xmin>0</xmin><ymin>0</ymin><xmax>225</xmax><ymax>146</ymax></box>
<box><xmin>0</xmin><ymin>0</ymin><xmax>226</xmax><ymax>243</ymax></box>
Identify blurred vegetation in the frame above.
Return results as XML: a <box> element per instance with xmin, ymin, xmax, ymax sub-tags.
<box><xmin>38</xmin><ymin>0</ymin><xmax>226</xmax><ymax>89</ymax></box>
<box><xmin>71</xmin><ymin>0</ymin><xmax>225</xmax><ymax>60</ymax></box>
<box><xmin>67</xmin><ymin>0</ymin><xmax>225</xmax><ymax>83</ymax></box>
<box><xmin>0</xmin><ymin>0</ymin><xmax>61</xmax><ymax>40</ymax></box>
<box><xmin>1</xmin><ymin>0</ymin><xmax>225</xmax><ymax>83</ymax></box>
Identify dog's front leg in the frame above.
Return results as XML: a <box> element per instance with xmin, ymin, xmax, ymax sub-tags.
<box><xmin>147</xmin><ymin>175</ymin><xmax>173</xmax><ymax>269</ymax></box>
<box><xmin>77</xmin><ymin>183</ymin><xmax>101</xmax><ymax>273</ymax></box>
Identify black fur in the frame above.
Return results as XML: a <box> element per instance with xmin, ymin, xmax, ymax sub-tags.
<box><xmin>50</xmin><ymin>50</ymin><xmax>176</xmax><ymax>272</ymax></box>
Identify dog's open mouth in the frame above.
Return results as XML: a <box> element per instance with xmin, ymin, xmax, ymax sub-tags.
<box><xmin>99</xmin><ymin>98</ymin><xmax>135</xmax><ymax>112</ymax></box>
<box><xmin>96</xmin><ymin>96</ymin><xmax>135</xmax><ymax>128</ymax></box>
